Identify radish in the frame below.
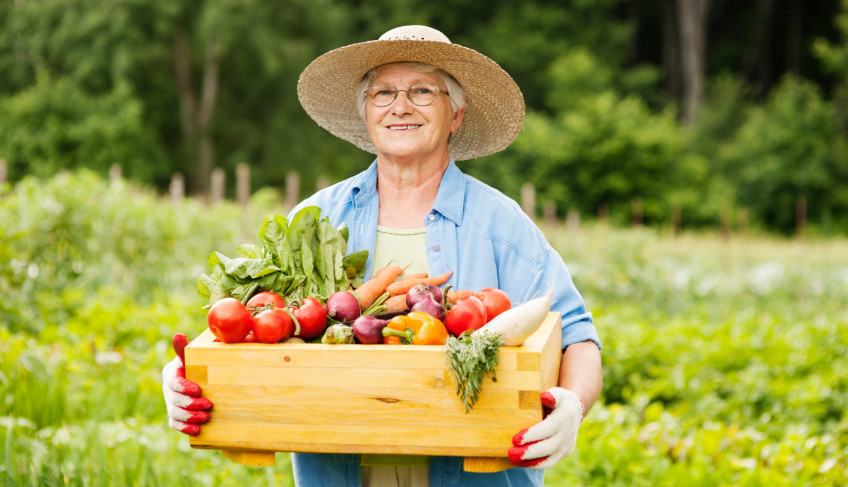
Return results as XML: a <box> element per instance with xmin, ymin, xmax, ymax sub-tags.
<box><xmin>473</xmin><ymin>290</ymin><xmax>552</xmax><ymax>346</ymax></box>
<box><xmin>326</xmin><ymin>290</ymin><xmax>360</xmax><ymax>321</ymax></box>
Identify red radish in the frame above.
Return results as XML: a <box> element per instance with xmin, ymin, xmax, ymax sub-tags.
<box><xmin>326</xmin><ymin>290</ymin><xmax>361</xmax><ymax>321</ymax></box>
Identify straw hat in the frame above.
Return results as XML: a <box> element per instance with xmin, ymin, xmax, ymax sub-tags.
<box><xmin>297</xmin><ymin>25</ymin><xmax>525</xmax><ymax>160</ymax></box>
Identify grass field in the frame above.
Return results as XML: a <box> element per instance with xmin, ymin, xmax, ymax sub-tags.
<box><xmin>1</xmin><ymin>171</ymin><xmax>846</xmax><ymax>486</ymax></box>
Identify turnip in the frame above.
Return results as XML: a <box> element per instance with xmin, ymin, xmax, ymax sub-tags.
<box><xmin>326</xmin><ymin>290</ymin><xmax>360</xmax><ymax>322</ymax></box>
<box><xmin>473</xmin><ymin>290</ymin><xmax>552</xmax><ymax>346</ymax></box>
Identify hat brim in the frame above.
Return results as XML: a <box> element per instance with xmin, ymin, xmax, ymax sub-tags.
<box><xmin>297</xmin><ymin>39</ymin><xmax>525</xmax><ymax>161</ymax></box>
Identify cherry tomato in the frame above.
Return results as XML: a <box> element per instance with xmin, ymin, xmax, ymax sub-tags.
<box><xmin>444</xmin><ymin>295</ymin><xmax>487</xmax><ymax>337</ymax></box>
<box><xmin>246</xmin><ymin>291</ymin><xmax>285</xmax><ymax>310</ymax></box>
<box><xmin>292</xmin><ymin>297</ymin><xmax>327</xmax><ymax>340</ymax></box>
<box><xmin>252</xmin><ymin>308</ymin><xmax>294</xmax><ymax>343</ymax></box>
<box><xmin>476</xmin><ymin>288</ymin><xmax>511</xmax><ymax>322</ymax></box>
<box><xmin>207</xmin><ymin>297</ymin><xmax>254</xmax><ymax>343</ymax></box>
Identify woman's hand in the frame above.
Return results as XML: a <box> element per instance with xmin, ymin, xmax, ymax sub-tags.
<box><xmin>162</xmin><ymin>334</ymin><xmax>213</xmax><ymax>436</ymax></box>
<box><xmin>507</xmin><ymin>387</ymin><xmax>584</xmax><ymax>468</ymax></box>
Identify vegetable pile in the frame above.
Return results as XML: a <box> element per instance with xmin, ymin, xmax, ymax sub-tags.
<box><xmin>196</xmin><ymin>210</ymin><xmax>552</xmax><ymax>410</ymax></box>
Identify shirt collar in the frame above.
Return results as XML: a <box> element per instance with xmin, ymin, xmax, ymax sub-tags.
<box><xmin>349</xmin><ymin>158</ymin><xmax>465</xmax><ymax>225</ymax></box>
<box><xmin>431</xmin><ymin>159</ymin><xmax>465</xmax><ymax>225</ymax></box>
<box><xmin>349</xmin><ymin>159</ymin><xmax>379</xmax><ymax>207</ymax></box>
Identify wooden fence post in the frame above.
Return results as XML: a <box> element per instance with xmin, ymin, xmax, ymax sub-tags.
<box><xmin>598</xmin><ymin>204</ymin><xmax>609</xmax><ymax>224</ymax></box>
<box><xmin>0</xmin><ymin>158</ymin><xmax>6</xmax><ymax>186</ymax></box>
<box><xmin>316</xmin><ymin>176</ymin><xmax>329</xmax><ymax>192</ymax></box>
<box><xmin>170</xmin><ymin>173</ymin><xmax>185</xmax><ymax>204</ymax></box>
<box><xmin>285</xmin><ymin>171</ymin><xmax>300</xmax><ymax>211</ymax></box>
<box><xmin>632</xmin><ymin>197</ymin><xmax>643</xmax><ymax>227</ymax></box>
<box><xmin>671</xmin><ymin>204</ymin><xmax>681</xmax><ymax>236</ymax></box>
<box><xmin>738</xmin><ymin>207</ymin><xmax>748</xmax><ymax>237</ymax></box>
<box><xmin>796</xmin><ymin>197</ymin><xmax>806</xmax><ymax>239</ymax></box>
<box><xmin>210</xmin><ymin>168</ymin><xmax>225</xmax><ymax>204</ymax></box>
<box><xmin>566</xmin><ymin>208</ymin><xmax>580</xmax><ymax>233</ymax></box>
<box><xmin>236</xmin><ymin>163</ymin><xmax>250</xmax><ymax>209</ymax></box>
<box><xmin>521</xmin><ymin>183</ymin><xmax>535</xmax><ymax>218</ymax></box>
<box><xmin>109</xmin><ymin>164</ymin><xmax>122</xmax><ymax>182</ymax></box>
<box><xmin>720</xmin><ymin>205</ymin><xmax>731</xmax><ymax>240</ymax></box>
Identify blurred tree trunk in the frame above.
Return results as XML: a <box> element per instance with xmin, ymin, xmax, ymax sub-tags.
<box><xmin>677</xmin><ymin>0</ymin><xmax>710</xmax><ymax>125</ymax></box>
<box><xmin>742</xmin><ymin>0</ymin><xmax>774</xmax><ymax>89</ymax></box>
<box><xmin>174</xmin><ymin>28</ymin><xmax>220</xmax><ymax>196</ymax></box>
<box><xmin>663</xmin><ymin>0</ymin><xmax>682</xmax><ymax>101</ymax></box>
<box><xmin>786</xmin><ymin>0</ymin><xmax>802</xmax><ymax>74</ymax></box>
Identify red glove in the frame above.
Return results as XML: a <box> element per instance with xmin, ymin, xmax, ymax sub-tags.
<box><xmin>162</xmin><ymin>334</ymin><xmax>213</xmax><ymax>436</ymax></box>
<box><xmin>508</xmin><ymin>387</ymin><xmax>584</xmax><ymax>468</ymax></box>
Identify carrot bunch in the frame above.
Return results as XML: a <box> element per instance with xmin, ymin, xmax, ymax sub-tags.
<box><xmin>353</xmin><ymin>266</ymin><xmax>477</xmax><ymax>314</ymax></box>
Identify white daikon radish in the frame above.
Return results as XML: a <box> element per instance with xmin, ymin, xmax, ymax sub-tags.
<box><xmin>473</xmin><ymin>290</ymin><xmax>552</xmax><ymax>346</ymax></box>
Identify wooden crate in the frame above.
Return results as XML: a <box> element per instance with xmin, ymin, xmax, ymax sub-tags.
<box><xmin>185</xmin><ymin>312</ymin><xmax>562</xmax><ymax>470</ymax></box>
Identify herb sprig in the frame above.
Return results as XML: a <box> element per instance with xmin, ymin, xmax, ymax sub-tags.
<box><xmin>445</xmin><ymin>330</ymin><xmax>503</xmax><ymax>413</ymax></box>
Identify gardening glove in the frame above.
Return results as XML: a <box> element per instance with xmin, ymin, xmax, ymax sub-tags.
<box><xmin>162</xmin><ymin>333</ymin><xmax>213</xmax><ymax>436</ymax></box>
<box><xmin>508</xmin><ymin>387</ymin><xmax>584</xmax><ymax>469</ymax></box>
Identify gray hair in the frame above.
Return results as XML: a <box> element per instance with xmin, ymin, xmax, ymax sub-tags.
<box><xmin>356</xmin><ymin>62</ymin><xmax>467</xmax><ymax>120</ymax></box>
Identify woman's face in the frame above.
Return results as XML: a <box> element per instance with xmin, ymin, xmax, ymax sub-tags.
<box><xmin>364</xmin><ymin>64</ymin><xmax>464</xmax><ymax>162</ymax></box>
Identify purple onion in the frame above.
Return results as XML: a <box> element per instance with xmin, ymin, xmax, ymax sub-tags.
<box><xmin>406</xmin><ymin>283</ymin><xmax>444</xmax><ymax>308</ymax></box>
<box><xmin>326</xmin><ymin>291</ymin><xmax>361</xmax><ymax>322</ymax></box>
<box><xmin>352</xmin><ymin>316</ymin><xmax>390</xmax><ymax>344</ymax></box>
<box><xmin>410</xmin><ymin>295</ymin><xmax>445</xmax><ymax>321</ymax></box>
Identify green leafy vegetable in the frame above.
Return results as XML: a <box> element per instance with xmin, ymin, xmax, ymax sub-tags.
<box><xmin>197</xmin><ymin>206</ymin><xmax>367</xmax><ymax>304</ymax></box>
<box><xmin>445</xmin><ymin>330</ymin><xmax>503</xmax><ymax>413</ymax></box>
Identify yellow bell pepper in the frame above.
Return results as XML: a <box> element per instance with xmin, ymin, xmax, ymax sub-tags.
<box><xmin>387</xmin><ymin>312</ymin><xmax>449</xmax><ymax>345</ymax></box>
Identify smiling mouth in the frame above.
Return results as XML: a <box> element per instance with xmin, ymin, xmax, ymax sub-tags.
<box><xmin>387</xmin><ymin>124</ymin><xmax>422</xmax><ymax>130</ymax></box>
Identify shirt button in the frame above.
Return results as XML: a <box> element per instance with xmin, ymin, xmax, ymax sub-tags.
<box><xmin>428</xmin><ymin>214</ymin><xmax>435</xmax><ymax>221</ymax></box>
<box><xmin>432</xmin><ymin>245</ymin><xmax>440</xmax><ymax>251</ymax></box>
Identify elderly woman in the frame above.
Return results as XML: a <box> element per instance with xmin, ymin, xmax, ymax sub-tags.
<box><xmin>163</xmin><ymin>25</ymin><xmax>602</xmax><ymax>487</ymax></box>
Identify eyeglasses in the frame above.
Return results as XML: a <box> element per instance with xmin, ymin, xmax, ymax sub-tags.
<box><xmin>364</xmin><ymin>84</ymin><xmax>449</xmax><ymax>107</ymax></box>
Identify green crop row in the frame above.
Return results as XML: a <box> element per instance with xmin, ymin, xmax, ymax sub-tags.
<box><xmin>2</xmin><ymin>171</ymin><xmax>846</xmax><ymax>485</ymax></box>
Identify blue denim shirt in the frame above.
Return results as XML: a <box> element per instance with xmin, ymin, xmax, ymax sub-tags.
<box><xmin>288</xmin><ymin>160</ymin><xmax>601</xmax><ymax>487</ymax></box>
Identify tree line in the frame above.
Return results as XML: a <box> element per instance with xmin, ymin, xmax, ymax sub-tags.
<box><xmin>1</xmin><ymin>0</ymin><xmax>847</xmax><ymax>235</ymax></box>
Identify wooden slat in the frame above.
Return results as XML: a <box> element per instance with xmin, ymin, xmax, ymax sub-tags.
<box><xmin>187</xmin><ymin>340</ymin><xmax>521</xmax><ymax>371</ymax></box>
<box><xmin>205</xmin><ymin>366</ymin><xmax>541</xmax><ymax>391</ymax></box>
<box><xmin>191</xmin><ymin>422</ymin><xmax>520</xmax><ymax>457</ymax></box>
<box><xmin>195</xmin><ymin>384</ymin><xmax>532</xmax><ymax>411</ymax></box>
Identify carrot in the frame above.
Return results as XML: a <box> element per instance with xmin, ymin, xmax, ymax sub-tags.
<box><xmin>384</xmin><ymin>294</ymin><xmax>410</xmax><ymax>312</ymax></box>
<box><xmin>386</xmin><ymin>271</ymin><xmax>453</xmax><ymax>296</ymax></box>
<box><xmin>403</xmin><ymin>272</ymin><xmax>429</xmax><ymax>281</ymax></box>
<box><xmin>355</xmin><ymin>264</ymin><xmax>404</xmax><ymax>312</ymax></box>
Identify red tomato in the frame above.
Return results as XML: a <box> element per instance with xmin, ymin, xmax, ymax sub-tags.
<box><xmin>292</xmin><ymin>297</ymin><xmax>327</xmax><ymax>340</ymax></box>
<box><xmin>252</xmin><ymin>308</ymin><xmax>294</xmax><ymax>343</ymax></box>
<box><xmin>477</xmin><ymin>288</ymin><xmax>511</xmax><ymax>322</ymax></box>
<box><xmin>444</xmin><ymin>295</ymin><xmax>487</xmax><ymax>337</ymax></box>
<box><xmin>207</xmin><ymin>297</ymin><xmax>254</xmax><ymax>343</ymax></box>
<box><xmin>246</xmin><ymin>291</ymin><xmax>285</xmax><ymax>310</ymax></box>
<box><xmin>240</xmin><ymin>332</ymin><xmax>259</xmax><ymax>343</ymax></box>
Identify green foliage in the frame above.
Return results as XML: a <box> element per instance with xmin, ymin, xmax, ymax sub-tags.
<box><xmin>717</xmin><ymin>75</ymin><xmax>848</xmax><ymax>234</ymax></box>
<box><xmin>3</xmin><ymin>174</ymin><xmax>847</xmax><ymax>485</ymax></box>
<box><xmin>0</xmin><ymin>73</ymin><xmax>168</xmax><ymax>182</ymax></box>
